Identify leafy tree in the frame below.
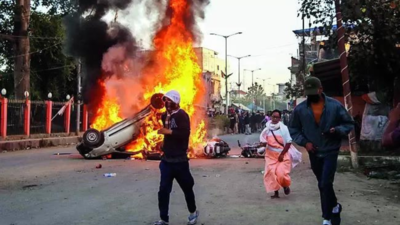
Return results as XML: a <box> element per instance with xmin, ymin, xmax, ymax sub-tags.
<box><xmin>284</xmin><ymin>79</ymin><xmax>304</xmax><ymax>99</ymax></box>
<box><xmin>245</xmin><ymin>82</ymin><xmax>265</xmax><ymax>107</ymax></box>
<box><xmin>0</xmin><ymin>0</ymin><xmax>77</xmax><ymax>100</ymax></box>
<box><xmin>29</xmin><ymin>12</ymin><xmax>77</xmax><ymax>100</ymax></box>
<box><xmin>300</xmin><ymin>0</ymin><xmax>400</xmax><ymax>104</ymax></box>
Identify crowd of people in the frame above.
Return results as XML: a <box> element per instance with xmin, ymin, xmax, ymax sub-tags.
<box><xmin>225</xmin><ymin>109</ymin><xmax>292</xmax><ymax>135</ymax></box>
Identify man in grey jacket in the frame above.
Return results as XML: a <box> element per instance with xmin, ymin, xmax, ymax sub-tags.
<box><xmin>289</xmin><ymin>77</ymin><xmax>354</xmax><ymax>225</ymax></box>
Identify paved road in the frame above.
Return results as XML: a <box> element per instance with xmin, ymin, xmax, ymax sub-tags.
<box><xmin>0</xmin><ymin>133</ymin><xmax>399</xmax><ymax>225</ymax></box>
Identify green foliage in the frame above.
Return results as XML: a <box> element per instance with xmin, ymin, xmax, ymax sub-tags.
<box><xmin>29</xmin><ymin>12</ymin><xmax>76</xmax><ymax>100</ymax></box>
<box><xmin>213</xmin><ymin>115</ymin><xmax>230</xmax><ymax>129</ymax></box>
<box><xmin>300</xmin><ymin>0</ymin><xmax>400</xmax><ymax>103</ymax></box>
<box><xmin>284</xmin><ymin>80</ymin><xmax>304</xmax><ymax>99</ymax></box>
<box><xmin>0</xmin><ymin>0</ymin><xmax>77</xmax><ymax>100</ymax></box>
<box><xmin>245</xmin><ymin>82</ymin><xmax>265</xmax><ymax>105</ymax></box>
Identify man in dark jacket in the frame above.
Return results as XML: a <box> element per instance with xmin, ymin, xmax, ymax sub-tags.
<box><xmin>244</xmin><ymin>112</ymin><xmax>251</xmax><ymax>135</ymax></box>
<box><xmin>289</xmin><ymin>77</ymin><xmax>354</xmax><ymax>225</ymax></box>
<box><xmin>155</xmin><ymin>90</ymin><xmax>198</xmax><ymax>225</ymax></box>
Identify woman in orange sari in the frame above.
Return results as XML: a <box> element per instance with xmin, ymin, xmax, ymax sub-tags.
<box><xmin>260</xmin><ymin>110</ymin><xmax>293</xmax><ymax>199</ymax></box>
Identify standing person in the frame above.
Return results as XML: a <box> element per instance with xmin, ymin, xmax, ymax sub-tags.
<box><xmin>234</xmin><ymin>112</ymin><xmax>239</xmax><ymax>134</ymax></box>
<box><xmin>250</xmin><ymin>112</ymin><xmax>257</xmax><ymax>133</ymax></box>
<box><xmin>244</xmin><ymin>112</ymin><xmax>251</xmax><ymax>135</ymax></box>
<box><xmin>289</xmin><ymin>77</ymin><xmax>354</xmax><ymax>225</ymax></box>
<box><xmin>238</xmin><ymin>112</ymin><xmax>245</xmax><ymax>134</ymax></box>
<box><xmin>155</xmin><ymin>90</ymin><xmax>199</xmax><ymax>225</ymax></box>
<box><xmin>229</xmin><ymin>113</ymin><xmax>236</xmax><ymax>134</ymax></box>
<box><xmin>260</xmin><ymin>110</ymin><xmax>293</xmax><ymax>199</ymax></box>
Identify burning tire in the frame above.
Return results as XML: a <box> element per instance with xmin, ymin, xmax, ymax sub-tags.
<box><xmin>83</xmin><ymin>129</ymin><xmax>104</xmax><ymax>148</ymax></box>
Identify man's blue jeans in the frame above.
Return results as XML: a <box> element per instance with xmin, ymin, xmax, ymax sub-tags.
<box><xmin>309</xmin><ymin>152</ymin><xmax>339</xmax><ymax>220</ymax></box>
<box><xmin>158</xmin><ymin>161</ymin><xmax>196</xmax><ymax>222</ymax></box>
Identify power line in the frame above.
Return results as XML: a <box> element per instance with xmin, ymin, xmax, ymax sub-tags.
<box><xmin>1</xmin><ymin>65</ymin><xmax>75</xmax><ymax>76</ymax></box>
<box><xmin>250</xmin><ymin>43</ymin><xmax>298</xmax><ymax>57</ymax></box>
<box><xmin>3</xmin><ymin>41</ymin><xmax>63</xmax><ymax>59</ymax></box>
<box><xmin>0</xmin><ymin>33</ymin><xmax>63</xmax><ymax>40</ymax></box>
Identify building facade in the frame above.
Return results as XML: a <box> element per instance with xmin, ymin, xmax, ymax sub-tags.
<box><xmin>194</xmin><ymin>47</ymin><xmax>229</xmax><ymax>111</ymax></box>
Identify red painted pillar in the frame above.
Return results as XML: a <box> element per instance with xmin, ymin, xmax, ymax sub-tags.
<box><xmin>335</xmin><ymin>0</ymin><xmax>358</xmax><ymax>168</ymax></box>
<box><xmin>45</xmin><ymin>101</ymin><xmax>52</xmax><ymax>134</ymax></box>
<box><xmin>24</xmin><ymin>99</ymin><xmax>31</xmax><ymax>137</ymax></box>
<box><xmin>64</xmin><ymin>101</ymin><xmax>71</xmax><ymax>134</ymax></box>
<box><xmin>82</xmin><ymin>104</ymin><xmax>88</xmax><ymax>132</ymax></box>
<box><xmin>0</xmin><ymin>97</ymin><xmax>7</xmax><ymax>138</ymax></box>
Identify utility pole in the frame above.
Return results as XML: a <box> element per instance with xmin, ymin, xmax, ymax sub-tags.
<box><xmin>229</xmin><ymin>55</ymin><xmax>251</xmax><ymax>99</ymax></box>
<box><xmin>257</xmin><ymin>77</ymin><xmax>270</xmax><ymax>113</ymax></box>
<box><xmin>301</xmin><ymin>14</ymin><xmax>306</xmax><ymax>84</ymax></box>
<box><xmin>76</xmin><ymin>0</ymin><xmax>82</xmax><ymax>135</ymax></box>
<box><xmin>245</xmin><ymin>68</ymin><xmax>261</xmax><ymax>86</ymax></box>
<box><xmin>335</xmin><ymin>0</ymin><xmax>359</xmax><ymax>168</ymax></box>
<box><xmin>210</xmin><ymin>32</ymin><xmax>242</xmax><ymax>114</ymax></box>
<box><xmin>76</xmin><ymin>59</ymin><xmax>81</xmax><ymax>135</ymax></box>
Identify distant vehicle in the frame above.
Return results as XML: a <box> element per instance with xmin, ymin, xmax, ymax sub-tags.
<box><xmin>76</xmin><ymin>93</ymin><xmax>165</xmax><ymax>159</ymax></box>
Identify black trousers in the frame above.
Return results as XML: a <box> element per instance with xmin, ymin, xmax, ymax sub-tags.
<box><xmin>309</xmin><ymin>152</ymin><xmax>339</xmax><ymax>220</ymax></box>
<box><xmin>158</xmin><ymin>161</ymin><xmax>196</xmax><ymax>222</ymax></box>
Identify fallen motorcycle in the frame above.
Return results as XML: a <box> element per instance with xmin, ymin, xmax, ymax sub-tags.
<box><xmin>203</xmin><ymin>138</ymin><xmax>231</xmax><ymax>158</ymax></box>
<box><xmin>238</xmin><ymin>140</ymin><xmax>265</xmax><ymax>158</ymax></box>
<box><xmin>76</xmin><ymin>93</ymin><xmax>165</xmax><ymax>159</ymax></box>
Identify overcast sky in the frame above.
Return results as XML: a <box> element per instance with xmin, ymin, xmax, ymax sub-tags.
<box><xmin>199</xmin><ymin>0</ymin><xmax>303</xmax><ymax>95</ymax></box>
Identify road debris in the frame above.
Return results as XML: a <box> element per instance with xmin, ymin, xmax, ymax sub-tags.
<box><xmin>22</xmin><ymin>184</ymin><xmax>38</xmax><ymax>189</ymax></box>
<box><xmin>53</xmin><ymin>153</ymin><xmax>72</xmax><ymax>156</ymax></box>
<box><xmin>104</xmin><ymin>173</ymin><xmax>116</xmax><ymax>177</ymax></box>
<box><xmin>96</xmin><ymin>164</ymin><xmax>102</xmax><ymax>169</ymax></box>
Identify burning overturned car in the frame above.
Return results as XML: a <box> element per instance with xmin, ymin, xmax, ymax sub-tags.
<box><xmin>76</xmin><ymin>93</ymin><xmax>165</xmax><ymax>159</ymax></box>
<box><xmin>76</xmin><ymin>92</ymin><xmax>231</xmax><ymax>160</ymax></box>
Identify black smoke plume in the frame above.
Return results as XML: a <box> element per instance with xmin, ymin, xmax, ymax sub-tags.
<box><xmin>64</xmin><ymin>0</ymin><xmax>137</xmax><ymax>115</ymax></box>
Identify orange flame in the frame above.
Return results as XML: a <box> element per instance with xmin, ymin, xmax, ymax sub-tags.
<box><xmin>91</xmin><ymin>82</ymin><xmax>123</xmax><ymax>131</ymax></box>
<box><xmin>91</xmin><ymin>0</ymin><xmax>207</xmax><ymax>157</ymax></box>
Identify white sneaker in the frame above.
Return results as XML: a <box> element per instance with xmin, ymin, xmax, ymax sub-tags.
<box><xmin>187</xmin><ymin>211</ymin><xmax>199</xmax><ymax>225</ymax></box>
<box><xmin>323</xmin><ymin>220</ymin><xmax>331</xmax><ymax>225</ymax></box>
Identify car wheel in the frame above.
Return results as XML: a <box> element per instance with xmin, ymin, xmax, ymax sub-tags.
<box><xmin>83</xmin><ymin>129</ymin><xmax>103</xmax><ymax>148</ymax></box>
<box><xmin>151</xmin><ymin>93</ymin><xmax>165</xmax><ymax>109</ymax></box>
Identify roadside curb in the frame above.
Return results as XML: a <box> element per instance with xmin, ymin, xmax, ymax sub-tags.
<box><xmin>0</xmin><ymin>136</ymin><xmax>82</xmax><ymax>151</ymax></box>
<box><xmin>338</xmin><ymin>155</ymin><xmax>400</xmax><ymax>168</ymax></box>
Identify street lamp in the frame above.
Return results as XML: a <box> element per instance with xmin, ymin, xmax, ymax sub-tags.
<box><xmin>66</xmin><ymin>94</ymin><xmax>71</xmax><ymax>100</ymax></box>
<box><xmin>210</xmin><ymin>32</ymin><xmax>242</xmax><ymax>114</ymax></box>
<box><xmin>257</xmin><ymin>77</ymin><xmax>271</xmax><ymax>112</ymax></box>
<box><xmin>48</xmin><ymin>92</ymin><xmax>52</xmax><ymax>99</ymax></box>
<box><xmin>244</xmin><ymin>68</ymin><xmax>261</xmax><ymax>86</ymax></box>
<box><xmin>24</xmin><ymin>91</ymin><xmax>29</xmax><ymax>99</ymax></box>
<box><xmin>1</xmin><ymin>88</ymin><xmax>6</xmax><ymax>96</ymax></box>
<box><xmin>228</xmin><ymin>54</ymin><xmax>251</xmax><ymax>99</ymax></box>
